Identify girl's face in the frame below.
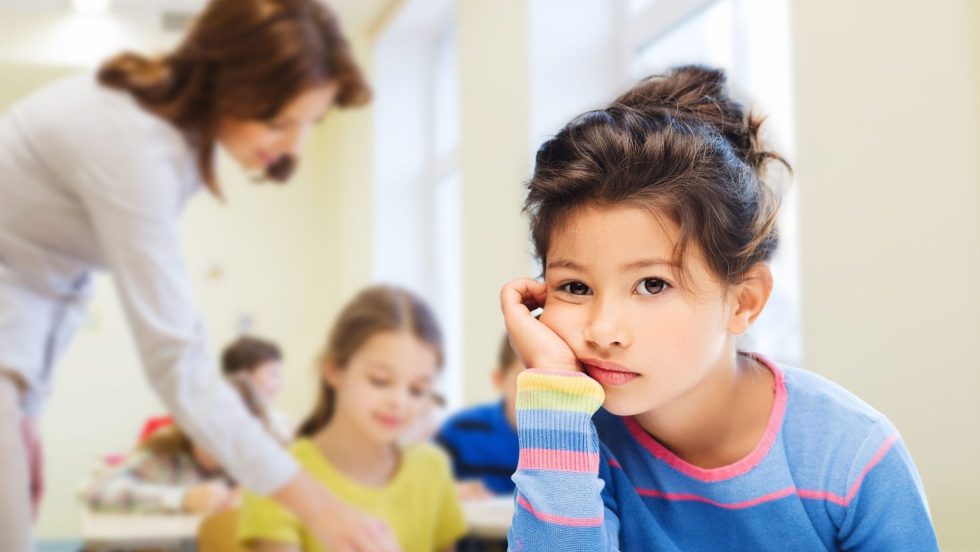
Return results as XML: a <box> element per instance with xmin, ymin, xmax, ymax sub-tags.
<box><xmin>540</xmin><ymin>205</ymin><xmax>741</xmax><ymax>417</ymax></box>
<box><xmin>326</xmin><ymin>331</ymin><xmax>439</xmax><ymax>446</ymax></box>
<box><xmin>217</xmin><ymin>83</ymin><xmax>337</xmax><ymax>175</ymax></box>
<box><xmin>248</xmin><ymin>360</ymin><xmax>284</xmax><ymax>403</ymax></box>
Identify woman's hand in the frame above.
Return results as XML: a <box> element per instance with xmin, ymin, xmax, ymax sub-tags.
<box><xmin>500</xmin><ymin>278</ymin><xmax>579</xmax><ymax>372</ymax></box>
<box><xmin>273</xmin><ymin>470</ymin><xmax>402</xmax><ymax>552</ymax></box>
<box><xmin>182</xmin><ymin>481</ymin><xmax>234</xmax><ymax>514</ymax></box>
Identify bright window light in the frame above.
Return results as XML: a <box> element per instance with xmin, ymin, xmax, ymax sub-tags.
<box><xmin>72</xmin><ymin>0</ymin><xmax>111</xmax><ymax>14</ymax></box>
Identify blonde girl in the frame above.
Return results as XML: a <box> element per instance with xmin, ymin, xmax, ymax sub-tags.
<box><xmin>239</xmin><ymin>285</ymin><xmax>466</xmax><ymax>552</ymax></box>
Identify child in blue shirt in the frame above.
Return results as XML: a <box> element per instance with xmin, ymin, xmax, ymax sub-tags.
<box><xmin>499</xmin><ymin>65</ymin><xmax>939</xmax><ymax>551</ymax></box>
<box><xmin>436</xmin><ymin>334</ymin><xmax>521</xmax><ymax>498</ymax></box>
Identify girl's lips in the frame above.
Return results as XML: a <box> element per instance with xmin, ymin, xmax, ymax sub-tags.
<box><xmin>373</xmin><ymin>413</ymin><xmax>403</xmax><ymax>428</ymax></box>
<box><xmin>580</xmin><ymin>359</ymin><xmax>640</xmax><ymax>387</ymax></box>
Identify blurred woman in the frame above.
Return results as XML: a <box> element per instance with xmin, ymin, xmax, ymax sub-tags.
<box><xmin>0</xmin><ymin>1</ymin><xmax>399</xmax><ymax>550</ymax></box>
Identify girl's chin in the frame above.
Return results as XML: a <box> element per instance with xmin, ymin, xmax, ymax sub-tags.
<box><xmin>600</xmin><ymin>395</ymin><xmax>652</xmax><ymax>417</ymax></box>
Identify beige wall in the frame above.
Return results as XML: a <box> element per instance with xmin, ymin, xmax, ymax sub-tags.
<box><xmin>792</xmin><ymin>1</ymin><xmax>980</xmax><ymax>549</ymax></box>
<box><xmin>456</xmin><ymin>0</ymin><xmax>533</xmax><ymax>405</ymax></box>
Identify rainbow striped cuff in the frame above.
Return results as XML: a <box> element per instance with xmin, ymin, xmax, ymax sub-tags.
<box><xmin>515</xmin><ymin>369</ymin><xmax>605</xmax><ymax>473</ymax></box>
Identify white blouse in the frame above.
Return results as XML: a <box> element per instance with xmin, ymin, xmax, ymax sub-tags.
<box><xmin>0</xmin><ymin>73</ymin><xmax>296</xmax><ymax>494</ymax></box>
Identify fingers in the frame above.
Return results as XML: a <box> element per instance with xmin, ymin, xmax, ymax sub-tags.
<box><xmin>351</xmin><ymin>520</ymin><xmax>399</xmax><ymax>552</ymax></box>
<box><xmin>500</xmin><ymin>278</ymin><xmax>547</xmax><ymax>314</ymax></box>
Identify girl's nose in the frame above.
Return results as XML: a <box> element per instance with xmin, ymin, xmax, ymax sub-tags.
<box><xmin>583</xmin><ymin>299</ymin><xmax>631</xmax><ymax>349</ymax></box>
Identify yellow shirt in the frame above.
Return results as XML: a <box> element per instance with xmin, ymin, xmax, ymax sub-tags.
<box><xmin>238</xmin><ymin>439</ymin><xmax>467</xmax><ymax>552</ymax></box>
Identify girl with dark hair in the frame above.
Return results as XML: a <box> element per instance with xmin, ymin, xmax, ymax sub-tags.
<box><xmin>238</xmin><ymin>285</ymin><xmax>466</xmax><ymax>552</ymax></box>
<box><xmin>500</xmin><ymin>66</ymin><xmax>938</xmax><ymax>550</ymax></box>
<box><xmin>0</xmin><ymin>1</ymin><xmax>397</xmax><ymax>550</ymax></box>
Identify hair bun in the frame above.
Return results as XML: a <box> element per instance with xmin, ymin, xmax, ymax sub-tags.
<box><xmin>614</xmin><ymin>65</ymin><xmax>785</xmax><ymax>178</ymax></box>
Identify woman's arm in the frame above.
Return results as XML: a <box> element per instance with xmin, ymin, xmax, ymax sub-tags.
<box><xmin>271</xmin><ymin>470</ymin><xmax>401</xmax><ymax>552</ymax></box>
<box><xmin>77</xmin><ymin>121</ymin><xmax>399</xmax><ymax>551</ymax></box>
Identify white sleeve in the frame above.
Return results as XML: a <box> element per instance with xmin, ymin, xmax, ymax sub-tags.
<box><xmin>74</xmin><ymin>131</ymin><xmax>297</xmax><ymax>495</ymax></box>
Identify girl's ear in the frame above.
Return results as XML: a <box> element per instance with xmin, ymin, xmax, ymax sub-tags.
<box><xmin>322</xmin><ymin>358</ymin><xmax>343</xmax><ymax>387</ymax></box>
<box><xmin>727</xmin><ymin>263</ymin><xmax>773</xmax><ymax>336</ymax></box>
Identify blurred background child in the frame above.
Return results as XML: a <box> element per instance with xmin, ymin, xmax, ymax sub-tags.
<box><xmin>436</xmin><ymin>335</ymin><xmax>520</xmax><ymax>501</ymax></box>
<box><xmin>238</xmin><ymin>285</ymin><xmax>466</xmax><ymax>552</ymax></box>
<box><xmin>81</xmin><ymin>378</ymin><xmax>281</xmax><ymax>515</ymax></box>
<box><xmin>222</xmin><ymin>335</ymin><xmax>294</xmax><ymax>442</ymax></box>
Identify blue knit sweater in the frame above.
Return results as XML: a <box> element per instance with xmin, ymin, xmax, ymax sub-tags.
<box><xmin>508</xmin><ymin>357</ymin><xmax>939</xmax><ymax>551</ymax></box>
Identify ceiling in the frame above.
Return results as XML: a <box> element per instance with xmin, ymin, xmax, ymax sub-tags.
<box><xmin>0</xmin><ymin>0</ymin><xmax>392</xmax><ymax>33</ymax></box>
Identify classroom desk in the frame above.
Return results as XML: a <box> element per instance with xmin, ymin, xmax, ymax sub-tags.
<box><xmin>79</xmin><ymin>497</ymin><xmax>513</xmax><ymax>551</ymax></box>
<box><xmin>81</xmin><ymin>511</ymin><xmax>202</xmax><ymax>552</ymax></box>
<box><xmin>461</xmin><ymin>496</ymin><xmax>514</xmax><ymax>539</ymax></box>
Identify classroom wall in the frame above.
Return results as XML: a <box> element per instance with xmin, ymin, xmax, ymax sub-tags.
<box><xmin>456</xmin><ymin>0</ymin><xmax>533</xmax><ymax>405</ymax></box>
<box><xmin>791</xmin><ymin>1</ymin><xmax>980</xmax><ymax>549</ymax></box>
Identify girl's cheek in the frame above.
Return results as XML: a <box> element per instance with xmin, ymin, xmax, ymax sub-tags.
<box><xmin>541</xmin><ymin>303</ymin><xmax>576</xmax><ymax>335</ymax></box>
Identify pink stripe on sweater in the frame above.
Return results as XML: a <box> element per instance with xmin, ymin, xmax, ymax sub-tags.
<box><xmin>625</xmin><ymin>353</ymin><xmax>787</xmax><ymax>482</ymax></box>
<box><xmin>845</xmin><ymin>433</ymin><xmax>899</xmax><ymax>502</ymax></box>
<box><xmin>636</xmin><ymin>486</ymin><xmax>798</xmax><ymax>509</ymax></box>
<box><xmin>518</xmin><ymin>448</ymin><xmax>600</xmax><ymax>473</ymax></box>
<box><xmin>632</xmin><ymin>433</ymin><xmax>899</xmax><ymax>509</ymax></box>
<box><xmin>517</xmin><ymin>495</ymin><xmax>603</xmax><ymax>527</ymax></box>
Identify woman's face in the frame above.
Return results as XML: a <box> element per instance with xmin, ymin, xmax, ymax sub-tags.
<box><xmin>217</xmin><ymin>84</ymin><xmax>338</xmax><ymax>175</ymax></box>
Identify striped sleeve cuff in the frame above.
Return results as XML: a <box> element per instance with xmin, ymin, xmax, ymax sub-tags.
<box><xmin>516</xmin><ymin>369</ymin><xmax>605</xmax><ymax>473</ymax></box>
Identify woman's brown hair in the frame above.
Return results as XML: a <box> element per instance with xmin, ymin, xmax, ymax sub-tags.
<box><xmin>526</xmin><ymin>65</ymin><xmax>789</xmax><ymax>287</ymax></box>
<box><xmin>297</xmin><ymin>285</ymin><xmax>443</xmax><ymax>438</ymax></box>
<box><xmin>98</xmin><ymin>0</ymin><xmax>370</xmax><ymax>190</ymax></box>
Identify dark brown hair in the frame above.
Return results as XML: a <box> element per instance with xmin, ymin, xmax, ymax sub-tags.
<box><xmin>221</xmin><ymin>335</ymin><xmax>282</xmax><ymax>377</ymax></box>
<box><xmin>297</xmin><ymin>285</ymin><xmax>443</xmax><ymax>437</ymax></box>
<box><xmin>526</xmin><ymin>65</ymin><xmax>789</xmax><ymax>286</ymax></box>
<box><xmin>97</xmin><ymin>0</ymin><xmax>371</xmax><ymax>190</ymax></box>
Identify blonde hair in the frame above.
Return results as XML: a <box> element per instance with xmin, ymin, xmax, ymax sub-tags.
<box><xmin>297</xmin><ymin>285</ymin><xmax>443</xmax><ymax>437</ymax></box>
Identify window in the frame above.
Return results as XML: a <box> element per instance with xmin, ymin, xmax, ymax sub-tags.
<box><xmin>373</xmin><ymin>1</ymin><xmax>462</xmax><ymax>407</ymax></box>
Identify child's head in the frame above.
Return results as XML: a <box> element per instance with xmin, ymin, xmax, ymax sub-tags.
<box><xmin>297</xmin><ymin>285</ymin><xmax>443</xmax><ymax>446</ymax></box>
<box><xmin>527</xmin><ymin>66</ymin><xmax>787</xmax><ymax>416</ymax></box>
<box><xmin>493</xmin><ymin>335</ymin><xmax>523</xmax><ymax>423</ymax></box>
<box><xmin>221</xmin><ymin>336</ymin><xmax>284</xmax><ymax>403</ymax></box>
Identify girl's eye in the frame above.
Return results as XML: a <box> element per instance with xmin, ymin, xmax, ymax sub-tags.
<box><xmin>369</xmin><ymin>377</ymin><xmax>390</xmax><ymax>387</ymax></box>
<box><xmin>409</xmin><ymin>386</ymin><xmax>428</xmax><ymax>399</ymax></box>
<box><xmin>636</xmin><ymin>278</ymin><xmax>669</xmax><ymax>296</ymax></box>
<box><xmin>560</xmin><ymin>281</ymin><xmax>592</xmax><ymax>296</ymax></box>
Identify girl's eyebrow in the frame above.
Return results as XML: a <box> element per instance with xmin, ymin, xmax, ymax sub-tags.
<box><xmin>621</xmin><ymin>258</ymin><xmax>678</xmax><ymax>271</ymax></box>
<box><xmin>546</xmin><ymin>259</ymin><xmax>583</xmax><ymax>270</ymax></box>
<box><xmin>365</xmin><ymin>361</ymin><xmax>395</xmax><ymax>373</ymax></box>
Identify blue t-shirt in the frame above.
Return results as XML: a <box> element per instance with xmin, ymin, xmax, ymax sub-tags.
<box><xmin>436</xmin><ymin>401</ymin><xmax>519</xmax><ymax>495</ymax></box>
<box><xmin>508</xmin><ymin>356</ymin><xmax>939</xmax><ymax>551</ymax></box>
